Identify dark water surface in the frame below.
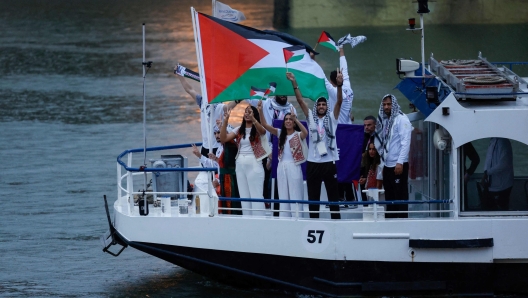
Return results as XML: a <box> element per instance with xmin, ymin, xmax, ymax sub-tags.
<box><xmin>1</xmin><ymin>0</ymin><xmax>527</xmax><ymax>297</ymax></box>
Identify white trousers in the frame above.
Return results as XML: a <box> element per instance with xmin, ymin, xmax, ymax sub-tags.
<box><xmin>235</xmin><ymin>154</ymin><xmax>265</xmax><ymax>217</ymax></box>
<box><xmin>277</xmin><ymin>160</ymin><xmax>304</xmax><ymax>217</ymax></box>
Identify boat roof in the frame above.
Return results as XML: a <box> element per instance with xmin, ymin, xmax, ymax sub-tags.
<box><xmin>425</xmin><ymin>92</ymin><xmax>528</xmax><ymax>147</ymax></box>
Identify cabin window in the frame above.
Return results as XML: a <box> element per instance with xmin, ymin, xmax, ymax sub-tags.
<box><xmin>408</xmin><ymin>119</ymin><xmax>432</xmax><ymax>217</ymax></box>
<box><xmin>460</xmin><ymin>138</ymin><xmax>528</xmax><ymax>213</ymax></box>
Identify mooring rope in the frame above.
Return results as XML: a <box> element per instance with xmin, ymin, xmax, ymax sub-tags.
<box><xmin>462</xmin><ymin>76</ymin><xmax>507</xmax><ymax>84</ymax></box>
<box><xmin>440</xmin><ymin>59</ymin><xmax>482</xmax><ymax>66</ymax></box>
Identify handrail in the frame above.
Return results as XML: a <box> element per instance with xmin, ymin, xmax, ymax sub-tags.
<box><xmin>491</xmin><ymin>61</ymin><xmax>528</xmax><ymax>70</ymax></box>
<box><xmin>116</xmin><ymin>142</ymin><xmax>216</xmax><ymax>173</ymax></box>
<box><xmin>218</xmin><ymin>197</ymin><xmax>452</xmax><ymax>206</ymax></box>
<box><xmin>454</xmin><ymin>92</ymin><xmax>528</xmax><ymax>96</ymax></box>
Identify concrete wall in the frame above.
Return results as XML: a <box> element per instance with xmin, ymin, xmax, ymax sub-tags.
<box><xmin>286</xmin><ymin>0</ymin><xmax>528</xmax><ymax>28</ymax></box>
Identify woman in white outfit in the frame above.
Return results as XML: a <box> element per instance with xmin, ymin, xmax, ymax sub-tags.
<box><xmin>258</xmin><ymin>101</ymin><xmax>308</xmax><ymax>217</ymax></box>
<box><xmin>220</xmin><ymin>105</ymin><xmax>270</xmax><ymax>217</ymax></box>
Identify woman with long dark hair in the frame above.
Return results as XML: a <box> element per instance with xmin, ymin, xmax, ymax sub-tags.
<box><xmin>359</xmin><ymin>142</ymin><xmax>383</xmax><ymax>190</ymax></box>
<box><xmin>258</xmin><ymin>101</ymin><xmax>308</xmax><ymax>217</ymax></box>
<box><xmin>220</xmin><ymin>105</ymin><xmax>270</xmax><ymax>216</ymax></box>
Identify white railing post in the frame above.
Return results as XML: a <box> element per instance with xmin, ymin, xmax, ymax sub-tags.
<box><xmin>127</xmin><ymin>153</ymin><xmax>134</xmax><ymax>215</ymax></box>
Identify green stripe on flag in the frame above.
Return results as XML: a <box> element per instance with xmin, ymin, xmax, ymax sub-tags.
<box><xmin>320</xmin><ymin>41</ymin><xmax>338</xmax><ymax>52</ymax></box>
<box><xmin>287</xmin><ymin>54</ymin><xmax>304</xmax><ymax>63</ymax></box>
<box><xmin>210</xmin><ymin>67</ymin><xmax>327</xmax><ymax>103</ymax></box>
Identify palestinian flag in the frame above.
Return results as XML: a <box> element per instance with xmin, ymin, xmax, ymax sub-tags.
<box><xmin>192</xmin><ymin>9</ymin><xmax>328</xmax><ymax>103</ymax></box>
<box><xmin>317</xmin><ymin>31</ymin><xmax>338</xmax><ymax>52</ymax></box>
<box><xmin>249</xmin><ymin>86</ymin><xmax>267</xmax><ymax>99</ymax></box>
<box><xmin>283</xmin><ymin>45</ymin><xmax>305</xmax><ymax>64</ymax></box>
<box><xmin>266</xmin><ymin>82</ymin><xmax>276</xmax><ymax>96</ymax></box>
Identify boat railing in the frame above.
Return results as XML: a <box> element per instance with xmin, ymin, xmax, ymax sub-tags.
<box><xmin>116</xmin><ymin>143</ymin><xmax>218</xmax><ymax>216</ymax></box>
<box><xmin>218</xmin><ymin>197</ymin><xmax>453</xmax><ymax>221</ymax></box>
<box><xmin>115</xmin><ymin>143</ymin><xmax>455</xmax><ymax>220</ymax></box>
<box><xmin>491</xmin><ymin>61</ymin><xmax>528</xmax><ymax>71</ymax></box>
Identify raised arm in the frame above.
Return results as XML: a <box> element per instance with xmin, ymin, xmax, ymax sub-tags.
<box><xmin>175</xmin><ymin>70</ymin><xmax>199</xmax><ymax>103</ymax></box>
<box><xmin>224</xmin><ymin>100</ymin><xmax>238</xmax><ymax>111</ymax></box>
<box><xmin>290</xmin><ymin>106</ymin><xmax>308</xmax><ymax>140</ymax></box>
<box><xmin>248</xmin><ymin>105</ymin><xmax>266</xmax><ymax>136</ymax></box>
<box><xmin>220</xmin><ymin>109</ymin><xmax>236</xmax><ymax>143</ymax></box>
<box><xmin>333</xmin><ymin>68</ymin><xmax>344</xmax><ymax>120</ymax></box>
<box><xmin>286</xmin><ymin>72</ymin><xmax>309</xmax><ymax>118</ymax></box>
<box><xmin>257</xmin><ymin>100</ymin><xmax>279</xmax><ymax>136</ymax></box>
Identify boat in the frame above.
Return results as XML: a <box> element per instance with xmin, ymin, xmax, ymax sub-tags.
<box><xmin>101</xmin><ymin>2</ymin><xmax>528</xmax><ymax>296</ymax></box>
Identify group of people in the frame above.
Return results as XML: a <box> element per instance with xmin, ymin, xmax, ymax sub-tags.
<box><xmin>177</xmin><ymin>45</ymin><xmax>414</xmax><ymax>219</ymax></box>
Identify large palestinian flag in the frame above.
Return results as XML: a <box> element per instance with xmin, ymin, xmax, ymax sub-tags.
<box><xmin>192</xmin><ymin>9</ymin><xmax>328</xmax><ymax>103</ymax></box>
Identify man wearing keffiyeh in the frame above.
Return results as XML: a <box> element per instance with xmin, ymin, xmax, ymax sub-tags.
<box><xmin>376</xmin><ymin>94</ymin><xmax>412</xmax><ymax>218</ymax></box>
<box><xmin>286</xmin><ymin>70</ymin><xmax>344</xmax><ymax>220</ymax></box>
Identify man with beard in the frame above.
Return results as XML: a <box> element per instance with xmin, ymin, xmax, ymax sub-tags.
<box><xmin>286</xmin><ymin>70</ymin><xmax>344</xmax><ymax>220</ymax></box>
<box><xmin>246</xmin><ymin>92</ymin><xmax>297</xmax><ymax>204</ymax></box>
<box><xmin>376</xmin><ymin>94</ymin><xmax>412</xmax><ymax>218</ymax></box>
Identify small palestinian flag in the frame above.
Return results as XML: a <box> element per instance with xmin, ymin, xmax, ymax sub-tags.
<box><xmin>283</xmin><ymin>45</ymin><xmax>306</xmax><ymax>64</ymax></box>
<box><xmin>250</xmin><ymin>86</ymin><xmax>268</xmax><ymax>99</ymax></box>
<box><xmin>266</xmin><ymin>82</ymin><xmax>277</xmax><ymax>96</ymax></box>
<box><xmin>317</xmin><ymin>31</ymin><xmax>338</xmax><ymax>52</ymax></box>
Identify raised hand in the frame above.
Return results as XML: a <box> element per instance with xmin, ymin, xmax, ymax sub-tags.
<box><xmin>290</xmin><ymin>106</ymin><xmax>297</xmax><ymax>121</ymax></box>
<box><xmin>224</xmin><ymin>108</ymin><xmax>232</xmax><ymax>120</ymax></box>
<box><xmin>191</xmin><ymin>144</ymin><xmax>201</xmax><ymax>158</ymax></box>
<box><xmin>336</xmin><ymin>68</ymin><xmax>343</xmax><ymax>86</ymax></box>
<box><xmin>257</xmin><ymin>100</ymin><xmax>263</xmax><ymax>111</ymax></box>
<box><xmin>208</xmin><ymin>152</ymin><xmax>217</xmax><ymax>161</ymax></box>
<box><xmin>286</xmin><ymin>72</ymin><xmax>296</xmax><ymax>82</ymax></box>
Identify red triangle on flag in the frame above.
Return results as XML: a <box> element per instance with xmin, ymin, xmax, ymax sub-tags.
<box><xmin>282</xmin><ymin>48</ymin><xmax>294</xmax><ymax>63</ymax></box>
<box><xmin>317</xmin><ymin>31</ymin><xmax>331</xmax><ymax>43</ymax></box>
<box><xmin>198</xmin><ymin>14</ymin><xmax>269</xmax><ymax>102</ymax></box>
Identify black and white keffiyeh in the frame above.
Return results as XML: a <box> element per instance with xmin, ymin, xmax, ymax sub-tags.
<box><xmin>337</xmin><ymin>34</ymin><xmax>367</xmax><ymax>49</ymax></box>
<box><xmin>376</xmin><ymin>94</ymin><xmax>404</xmax><ymax>162</ymax></box>
<box><xmin>310</xmin><ymin>99</ymin><xmax>336</xmax><ymax>152</ymax></box>
<box><xmin>269</xmin><ymin>97</ymin><xmax>294</xmax><ymax>120</ymax></box>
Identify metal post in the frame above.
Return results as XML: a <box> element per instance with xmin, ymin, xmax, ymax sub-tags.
<box><xmin>420</xmin><ymin>14</ymin><xmax>425</xmax><ymax>84</ymax></box>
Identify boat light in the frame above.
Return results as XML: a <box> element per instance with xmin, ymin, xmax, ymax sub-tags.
<box><xmin>408</xmin><ymin>18</ymin><xmax>416</xmax><ymax>29</ymax></box>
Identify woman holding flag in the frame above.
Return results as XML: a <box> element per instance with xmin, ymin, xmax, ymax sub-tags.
<box><xmin>220</xmin><ymin>105</ymin><xmax>271</xmax><ymax>217</ymax></box>
<box><xmin>257</xmin><ymin>101</ymin><xmax>308</xmax><ymax>217</ymax></box>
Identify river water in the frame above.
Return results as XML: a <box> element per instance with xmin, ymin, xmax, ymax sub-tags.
<box><xmin>1</xmin><ymin>0</ymin><xmax>527</xmax><ymax>297</ymax></box>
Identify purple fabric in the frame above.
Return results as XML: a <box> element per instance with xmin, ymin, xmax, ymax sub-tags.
<box><xmin>271</xmin><ymin>120</ymin><xmax>364</xmax><ymax>183</ymax></box>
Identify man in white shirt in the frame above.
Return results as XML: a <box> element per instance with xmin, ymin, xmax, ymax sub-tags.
<box><xmin>325</xmin><ymin>46</ymin><xmax>354</xmax><ymax>125</ymax></box>
<box><xmin>286</xmin><ymin>70</ymin><xmax>344</xmax><ymax>220</ymax></box>
<box><xmin>324</xmin><ymin>46</ymin><xmax>355</xmax><ymax>206</ymax></box>
<box><xmin>376</xmin><ymin>94</ymin><xmax>412</xmax><ymax>218</ymax></box>
<box><xmin>175</xmin><ymin>69</ymin><xmax>237</xmax><ymax>157</ymax></box>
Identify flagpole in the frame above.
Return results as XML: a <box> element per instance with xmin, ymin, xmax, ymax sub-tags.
<box><xmin>141</xmin><ymin>23</ymin><xmax>148</xmax><ymax>214</ymax></box>
<box><xmin>192</xmin><ymin>8</ymin><xmax>214</xmax><ymax>211</ymax></box>
<box><xmin>192</xmin><ymin>7</ymin><xmax>211</xmax><ymax>155</ymax></box>
<box><xmin>313</xmin><ymin>43</ymin><xmax>318</xmax><ymax>51</ymax></box>
<box><xmin>212</xmin><ymin>0</ymin><xmax>215</xmax><ymax>16</ymax></box>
